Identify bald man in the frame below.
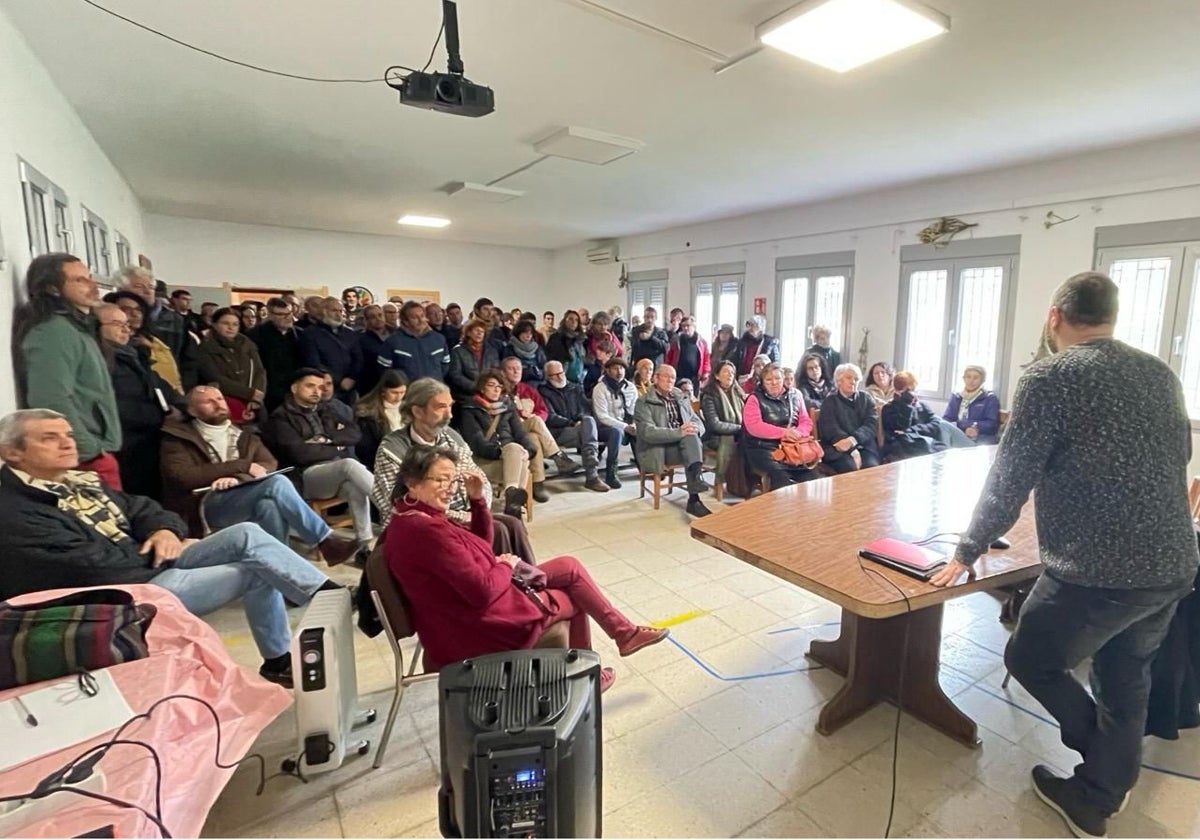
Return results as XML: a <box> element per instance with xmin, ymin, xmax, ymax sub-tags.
<box><xmin>160</xmin><ymin>385</ymin><xmax>358</xmax><ymax>565</ymax></box>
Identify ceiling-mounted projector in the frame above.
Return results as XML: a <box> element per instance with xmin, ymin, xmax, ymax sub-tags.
<box><xmin>396</xmin><ymin>1</ymin><xmax>494</xmax><ymax>118</ymax></box>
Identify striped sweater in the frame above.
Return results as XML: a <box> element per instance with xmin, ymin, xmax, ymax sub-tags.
<box><xmin>956</xmin><ymin>338</ymin><xmax>1199</xmax><ymax>589</ymax></box>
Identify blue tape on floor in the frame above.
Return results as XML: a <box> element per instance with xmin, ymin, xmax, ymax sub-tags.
<box><xmin>668</xmin><ymin>636</ymin><xmax>823</xmax><ymax>682</ymax></box>
<box><xmin>972</xmin><ymin>681</ymin><xmax>1200</xmax><ymax>782</ymax></box>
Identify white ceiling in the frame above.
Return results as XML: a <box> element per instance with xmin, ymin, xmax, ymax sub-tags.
<box><xmin>6</xmin><ymin>0</ymin><xmax>1200</xmax><ymax>250</ymax></box>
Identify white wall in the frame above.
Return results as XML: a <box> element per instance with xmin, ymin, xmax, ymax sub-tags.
<box><xmin>143</xmin><ymin>215</ymin><xmax>554</xmax><ymax>312</ymax></box>
<box><xmin>0</xmin><ymin>7</ymin><xmax>145</xmax><ymax>415</ymax></box>
<box><xmin>552</xmin><ymin>132</ymin><xmax>1200</xmax><ymax>401</ymax></box>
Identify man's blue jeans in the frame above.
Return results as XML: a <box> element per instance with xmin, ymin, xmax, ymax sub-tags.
<box><xmin>152</xmin><ymin>522</ymin><xmax>329</xmax><ymax>659</ymax></box>
<box><xmin>1005</xmin><ymin>571</ymin><xmax>1192</xmax><ymax>813</ymax></box>
<box><xmin>202</xmin><ymin>474</ymin><xmax>331</xmax><ymax>546</ymax></box>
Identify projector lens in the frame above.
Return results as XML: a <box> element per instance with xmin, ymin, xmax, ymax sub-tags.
<box><xmin>436</xmin><ymin>77</ymin><xmax>460</xmax><ymax>102</ymax></box>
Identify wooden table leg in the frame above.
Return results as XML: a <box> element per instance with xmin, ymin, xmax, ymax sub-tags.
<box><xmin>807</xmin><ymin>605</ymin><xmax>980</xmax><ymax>747</ymax></box>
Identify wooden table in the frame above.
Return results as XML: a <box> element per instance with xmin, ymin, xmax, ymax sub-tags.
<box><xmin>691</xmin><ymin>447</ymin><xmax>1041</xmax><ymax>746</ymax></box>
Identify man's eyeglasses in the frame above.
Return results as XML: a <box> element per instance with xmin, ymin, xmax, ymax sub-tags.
<box><xmin>99</xmin><ymin>321</ymin><xmax>131</xmax><ymax>330</ymax></box>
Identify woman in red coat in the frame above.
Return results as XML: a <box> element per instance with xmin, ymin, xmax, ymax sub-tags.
<box><xmin>385</xmin><ymin>444</ymin><xmax>668</xmax><ymax>691</ymax></box>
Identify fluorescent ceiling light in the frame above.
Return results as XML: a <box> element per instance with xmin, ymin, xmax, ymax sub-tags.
<box><xmin>533</xmin><ymin>126</ymin><xmax>645</xmax><ymax>165</ymax></box>
<box><xmin>397</xmin><ymin>214</ymin><xmax>451</xmax><ymax>228</ymax></box>
<box><xmin>757</xmin><ymin>0</ymin><xmax>948</xmax><ymax>73</ymax></box>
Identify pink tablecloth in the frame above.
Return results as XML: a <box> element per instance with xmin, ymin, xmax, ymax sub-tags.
<box><xmin>0</xmin><ymin>584</ymin><xmax>292</xmax><ymax>838</ymax></box>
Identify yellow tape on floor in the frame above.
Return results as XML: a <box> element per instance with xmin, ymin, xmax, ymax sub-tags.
<box><xmin>649</xmin><ymin>609</ymin><xmax>709</xmax><ymax>629</ymax></box>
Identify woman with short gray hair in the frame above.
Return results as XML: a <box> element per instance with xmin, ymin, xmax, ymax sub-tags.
<box><xmin>816</xmin><ymin>362</ymin><xmax>881</xmax><ymax>472</ymax></box>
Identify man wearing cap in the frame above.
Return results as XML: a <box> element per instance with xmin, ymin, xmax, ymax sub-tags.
<box><xmin>732</xmin><ymin>315</ymin><xmax>781</xmax><ymax>376</ymax></box>
<box><xmin>591</xmin><ymin>356</ymin><xmax>639</xmax><ymax>489</ymax></box>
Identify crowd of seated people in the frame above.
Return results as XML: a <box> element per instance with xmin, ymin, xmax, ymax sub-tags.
<box><xmin>6</xmin><ymin>250</ymin><xmax>1014</xmax><ymax>693</ymax></box>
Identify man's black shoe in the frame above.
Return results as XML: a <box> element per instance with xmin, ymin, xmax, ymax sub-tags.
<box><xmin>1032</xmin><ymin>765</ymin><xmax>1107</xmax><ymax>838</ymax></box>
<box><xmin>504</xmin><ymin>487</ymin><xmax>527</xmax><ymax>518</ymax></box>
<box><xmin>259</xmin><ymin>659</ymin><xmax>294</xmax><ymax>690</ymax></box>
<box><xmin>604</xmin><ymin>469</ymin><xmax>622</xmax><ymax>490</ymax></box>
<box><xmin>686</xmin><ymin>498</ymin><xmax>712</xmax><ymax>517</ymax></box>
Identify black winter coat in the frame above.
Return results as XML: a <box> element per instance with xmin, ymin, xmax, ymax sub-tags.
<box><xmin>0</xmin><ymin>465</ymin><xmax>187</xmax><ymax>600</ymax></box>
<box><xmin>262</xmin><ymin>397</ymin><xmax>361</xmax><ymax>476</ymax></box>
<box><xmin>109</xmin><ymin>343</ymin><xmax>184</xmax><ymax>498</ymax></box>
<box><xmin>538</xmin><ymin>381</ymin><xmax>590</xmax><ymax>428</ymax></box>
<box><xmin>448</xmin><ymin>343</ymin><xmax>501</xmax><ymax>402</ymax></box>
<box><xmin>630</xmin><ymin>327</ymin><xmax>669</xmax><ymax>366</ymax></box>
<box><xmin>249</xmin><ymin>323</ymin><xmax>305</xmax><ymax>411</ymax></box>
<box><xmin>458</xmin><ymin>398</ymin><xmax>535</xmax><ymax>461</ymax></box>
<box><xmin>880</xmin><ymin>393</ymin><xmax>944</xmax><ymax>459</ymax></box>
<box><xmin>816</xmin><ymin>390</ymin><xmax>877</xmax><ymax>448</ymax></box>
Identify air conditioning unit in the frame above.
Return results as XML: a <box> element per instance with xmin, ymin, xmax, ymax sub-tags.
<box><xmin>586</xmin><ymin>243</ymin><xmax>619</xmax><ymax>265</ymax></box>
<box><xmin>289</xmin><ymin>588</ymin><xmax>376</xmax><ymax>775</ymax></box>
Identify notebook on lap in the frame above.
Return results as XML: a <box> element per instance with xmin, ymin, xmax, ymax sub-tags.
<box><xmin>859</xmin><ymin>537</ymin><xmax>948</xmax><ymax>581</ymax></box>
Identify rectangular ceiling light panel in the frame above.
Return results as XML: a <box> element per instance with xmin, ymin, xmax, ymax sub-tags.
<box><xmin>398</xmin><ymin>214</ymin><xmax>452</xmax><ymax>228</ymax></box>
<box><xmin>757</xmin><ymin>0</ymin><xmax>948</xmax><ymax>73</ymax></box>
<box><xmin>533</xmin><ymin>126</ymin><xmax>645</xmax><ymax>165</ymax></box>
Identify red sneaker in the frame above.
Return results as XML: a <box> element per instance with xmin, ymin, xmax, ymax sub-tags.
<box><xmin>617</xmin><ymin>626</ymin><xmax>670</xmax><ymax>657</ymax></box>
<box><xmin>600</xmin><ymin>667</ymin><xmax>616</xmax><ymax>694</ymax></box>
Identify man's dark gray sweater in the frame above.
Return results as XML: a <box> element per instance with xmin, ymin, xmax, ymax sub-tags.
<box><xmin>956</xmin><ymin>337</ymin><xmax>1199</xmax><ymax>589</ymax></box>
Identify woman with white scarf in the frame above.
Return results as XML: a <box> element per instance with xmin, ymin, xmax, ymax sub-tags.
<box><xmin>942</xmin><ymin>365</ymin><xmax>1002</xmax><ymax>444</ymax></box>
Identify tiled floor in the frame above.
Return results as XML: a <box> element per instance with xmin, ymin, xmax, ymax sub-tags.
<box><xmin>200</xmin><ymin>477</ymin><xmax>1200</xmax><ymax>838</ymax></box>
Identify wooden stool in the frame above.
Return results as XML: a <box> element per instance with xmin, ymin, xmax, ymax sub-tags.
<box><xmin>638</xmin><ymin>466</ymin><xmax>684</xmax><ymax>510</ymax></box>
<box><xmin>309</xmin><ymin>497</ymin><xmax>354</xmax><ymax>529</ymax></box>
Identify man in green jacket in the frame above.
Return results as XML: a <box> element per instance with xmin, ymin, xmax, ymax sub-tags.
<box><xmin>15</xmin><ymin>253</ymin><xmax>122</xmax><ymax>487</ymax></box>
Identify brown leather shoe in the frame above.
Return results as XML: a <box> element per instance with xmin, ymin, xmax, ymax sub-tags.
<box><xmin>318</xmin><ymin>534</ymin><xmax>359</xmax><ymax>567</ymax></box>
<box><xmin>617</xmin><ymin>626</ymin><xmax>670</xmax><ymax>657</ymax></box>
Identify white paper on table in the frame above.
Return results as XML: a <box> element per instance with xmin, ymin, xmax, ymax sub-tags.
<box><xmin>0</xmin><ymin>670</ymin><xmax>135</xmax><ymax>773</ymax></box>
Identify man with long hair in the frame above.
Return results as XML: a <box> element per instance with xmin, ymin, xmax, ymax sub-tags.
<box><xmin>13</xmin><ymin>253</ymin><xmax>122</xmax><ymax>487</ymax></box>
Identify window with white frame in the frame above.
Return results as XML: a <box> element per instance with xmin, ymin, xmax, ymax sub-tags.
<box><xmin>626</xmin><ymin>269</ymin><xmax>668</xmax><ymax>327</ymax></box>
<box><xmin>691</xmin><ymin>262</ymin><xmax>744</xmax><ymax>340</ymax></box>
<box><xmin>115</xmin><ymin>232</ymin><xmax>132</xmax><ymax>269</ymax></box>
<box><xmin>18</xmin><ymin>158</ymin><xmax>72</xmax><ymax>257</ymax></box>
<box><xmin>1095</xmin><ymin>218</ymin><xmax>1200</xmax><ymax>419</ymax></box>
<box><xmin>81</xmin><ymin>206</ymin><xmax>111</xmax><ymax>277</ymax></box>
<box><xmin>775</xmin><ymin>251</ymin><xmax>854</xmax><ymax>365</ymax></box>
<box><xmin>895</xmin><ymin>236</ymin><xmax>1019</xmax><ymax>400</ymax></box>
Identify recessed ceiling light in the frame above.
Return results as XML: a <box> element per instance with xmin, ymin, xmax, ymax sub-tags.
<box><xmin>398</xmin><ymin>214</ymin><xmax>452</xmax><ymax>228</ymax></box>
<box><xmin>757</xmin><ymin>0</ymin><xmax>948</xmax><ymax>73</ymax></box>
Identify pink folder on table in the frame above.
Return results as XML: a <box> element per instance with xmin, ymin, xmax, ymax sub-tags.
<box><xmin>859</xmin><ymin>538</ymin><xmax>948</xmax><ymax>580</ymax></box>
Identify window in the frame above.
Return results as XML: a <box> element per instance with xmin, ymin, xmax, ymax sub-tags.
<box><xmin>81</xmin><ymin>206</ymin><xmax>111</xmax><ymax>277</ymax></box>
<box><xmin>18</xmin><ymin>159</ymin><xmax>71</xmax><ymax>257</ymax></box>
<box><xmin>626</xmin><ymin>269</ymin><xmax>668</xmax><ymax>327</ymax></box>
<box><xmin>775</xmin><ymin>251</ymin><xmax>854</xmax><ymax>365</ymax></box>
<box><xmin>115</xmin><ymin>232</ymin><xmax>132</xmax><ymax>268</ymax></box>
<box><xmin>691</xmin><ymin>263</ymin><xmax>744</xmax><ymax>339</ymax></box>
<box><xmin>895</xmin><ymin>236</ymin><xmax>1019</xmax><ymax>400</ymax></box>
<box><xmin>1095</xmin><ymin>218</ymin><xmax>1200</xmax><ymax>419</ymax></box>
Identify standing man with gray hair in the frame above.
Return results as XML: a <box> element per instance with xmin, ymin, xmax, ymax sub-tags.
<box><xmin>932</xmin><ymin>272</ymin><xmax>1198</xmax><ymax>839</ymax></box>
<box><xmin>114</xmin><ymin>267</ymin><xmax>187</xmax><ymax>369</ymax></box>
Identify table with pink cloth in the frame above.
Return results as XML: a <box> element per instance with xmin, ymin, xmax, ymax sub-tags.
<box><xmin>0</xmin><ymin>584</ymin><xmax>292</xmax><ymax>838</ymax></box>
